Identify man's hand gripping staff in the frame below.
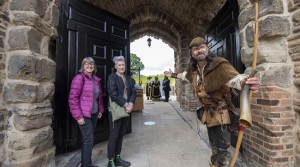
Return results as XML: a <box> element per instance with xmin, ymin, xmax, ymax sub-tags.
<box><xmin>230</xmin><ymin>0</ymin><xmax>260</xmax><ymax>166</ymax></box>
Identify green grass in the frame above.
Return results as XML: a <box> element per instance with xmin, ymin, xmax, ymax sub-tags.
<box><xmin>133</xmin><ymin>74</ymin><xmax>175</xmax><ymax>87</ymax></box>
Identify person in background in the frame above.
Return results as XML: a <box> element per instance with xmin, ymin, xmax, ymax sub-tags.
<box><xmin>107</xmin><ymin>56</ymin><xmax>136</xmax><ymax>167</ymax></box>
<box><xmin>130</xmin><ymin>72</ymin><xmax>141</xmax><ymax>90</ymax></box>
<box><xmin>151</xmin><ymin>76</ymin><xmax>161</xmax><ymax>101</ymax></box>
<box><xmin>162</xmin><ymin>75</ymin><xmax>171</xmax><ymax>102</ymax></box>
<box><xmin>146</xmin><ymin>76</ymin><xmax>152</xmax><ymax>100</ymax></box>
<box><xmin>130</xmin><ymin>72</ymin><xmax>136</xmax><ymax>86</ymax></box>
<box><xmin>139</xmin><ymin>80</ymin><xmax>143</xmax><ymax>87</ymax></box>
<box><xmin>164</xmin><ymin>37</ymin><xmax>260</xmax><ymax>167</ymax></box>
<box><xmin>69</xmin><ymin>57</ymin><xmax>104</xmax><ymax>167</ymax></box>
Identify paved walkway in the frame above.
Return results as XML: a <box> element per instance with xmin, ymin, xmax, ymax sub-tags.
<box><xmin>55</xmin><ymin>97</ymin><xmax>246</xmax><ymax>167</ymax></box>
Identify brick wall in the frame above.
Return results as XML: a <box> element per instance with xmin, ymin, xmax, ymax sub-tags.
<box><xmin>243</xmin><ymin>86</ymin><xmax>294</xmax><ymax>167</ymax></box>
<box><xmin>288</xmin><ymin>0</ymin><xmax>300</xmax><ymax>166</ymax></box>
<box><xmin>237</xmin><ymin>0</ymin><xmax>299</xmax><ymax>166</ymax></box>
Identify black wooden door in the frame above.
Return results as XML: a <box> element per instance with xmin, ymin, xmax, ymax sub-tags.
<box><xmin>54</xmin><ymin>0</ymin><xmax>131</xmax><ymax>154</ymax></box>
<box><xmin>205</xmin><ymin>0</ymin><xmax>243</xmax><ymax>147</ymax></box>
<box><xmin>205</xmin><ymin>0</ymin><xmax>243</xmax><ymax>73</ymax></box>
<box><xmin>205</xmin><ymin>0</ymin><xmax>244</xmax><ymax>105</ymax></box>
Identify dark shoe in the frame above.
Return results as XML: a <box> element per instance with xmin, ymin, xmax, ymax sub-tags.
<box><xmin>114</xmin><ymin>155</ymin><xmax>130</xmax><ymax>167</ymax></box>
<box><xmin>107</xmin><ymin>159</ymin><xmax>115</xmax><ymax>167</ymax></box>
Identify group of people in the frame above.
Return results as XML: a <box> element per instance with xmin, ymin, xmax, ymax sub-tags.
<box><xmin>69</xmin><ymin>56</ymin><xmax>135</xmax><ymax>167</ymax></box>
<box><xmin>146</xmin><ymin>75</ymin><xmax>171</xmax><ymax>102</ymax></box>
<box><xmin>68</xmin><ymin>36</ymin><xmax>260</xmax><ymax>167</ymax></box>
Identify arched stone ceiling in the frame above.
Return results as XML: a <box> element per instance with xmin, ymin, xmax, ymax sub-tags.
<box><xmin>85</xmin><ymin>0</ymin><xmax>227</xmax><ymax>49</ymax></box>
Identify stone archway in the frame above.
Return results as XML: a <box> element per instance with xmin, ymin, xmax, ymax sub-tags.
<box><xmin>0</xmin><ymin>0</ymin><xmax>299</xmax><ymax>166</ymax></box>
<box><xmin>85</xmin><ymin>0</ymin><xmax>228</xmax><ymax>111</ymax></box>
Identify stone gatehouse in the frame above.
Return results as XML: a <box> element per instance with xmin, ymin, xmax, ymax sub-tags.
<box><xmin>0</xmin><ymin>0</ymin><xmax>299</xmax><ymax>166</ymax></box>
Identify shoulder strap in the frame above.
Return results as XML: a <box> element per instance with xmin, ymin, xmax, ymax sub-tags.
<box><xmin>79</xmin><ymin>72</ymin><xmax>85</xmax><ymax>84</ymax></box>
<box><xmin>220</xmin><ymin>88</ymin><xmax>239</xmax><ymax>115</ymax></box>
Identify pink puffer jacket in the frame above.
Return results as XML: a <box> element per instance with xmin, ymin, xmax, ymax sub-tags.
<box><xmin>68</xmin><ymin>72</ymin><xmax>104</xmax><ymax>120</ymax></box>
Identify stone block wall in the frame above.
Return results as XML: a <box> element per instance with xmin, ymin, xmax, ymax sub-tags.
<box><xmin>176</xmin><ymin>36</ymin><xmax>190</xmax><ymax>109</ymax></box>
<box><xmin>0</xmin><ymin>1</ymin><xmax>10</xmax><ymax>166</ymax></box>
<box><xmin>0</xmin><ymin>0</ymin><xmax>297</xmax><ymax>166</ymax></box>
<box><xmin>288</xmin><ymin>0</ymin><xmax>300</xmax><ymax>166</ymax></box>
<box><xmin>0</xmin><ymin>0</ymin><xmax>59</xmax><ymax>166</ymax></box>
<box><xmin>238</xmin><ymin>0</ymin><xmax>297</xmax><ymax>166</ymax></box>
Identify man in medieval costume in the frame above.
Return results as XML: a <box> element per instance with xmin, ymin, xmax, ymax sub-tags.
<box><xmin>151</xmin><ymin>76</ymin><xmax>161</xmax><ymax>101</ymax></box>
<box><xmin>164</xmin><ymin>37</ymin><xmax>260</xmax><ymax>167</ymax></box>
<box><xmin>146</xmin><ymin>76</ymin><xmax>153</xmax><ymax>100</ymax></box>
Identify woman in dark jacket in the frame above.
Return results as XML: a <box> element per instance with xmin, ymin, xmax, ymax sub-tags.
<box><xmin>107</xmin><ymin>55</ymin><xmax>136</xmax><ymax>167</ymax></box>
<box><xmin>69</xmin><ymin>57</ymin><xmax>104</xmax><ymax>167</ymax></box>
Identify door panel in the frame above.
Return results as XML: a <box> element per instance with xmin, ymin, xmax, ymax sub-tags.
<box><xmin>205</xmin><ymin>0</ymin><xmax>243</xmax><ymax>147</ymax></box>
<box><xmin>54</xmin><ymin>0</ymin><xmax>130</xmax><ymax>154</ymax></box>
<box><xmin>205</xmin><ymin>0</ymin><xmax>243</xmax><ymax>73</ymax></box>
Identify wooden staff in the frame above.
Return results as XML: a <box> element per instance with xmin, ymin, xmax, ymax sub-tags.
<box><xmin>229</xmin><ymin>0</ymin><xmax>259</xmax><ymax>166</ymax></box>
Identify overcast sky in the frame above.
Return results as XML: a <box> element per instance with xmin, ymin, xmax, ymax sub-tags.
<box><xmin>130</xmin><ymin>36</ymin><xmax>175</xmax><ymax>76</ymax></box>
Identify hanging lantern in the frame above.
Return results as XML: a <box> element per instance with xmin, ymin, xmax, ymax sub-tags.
<box><xmin>147</xmin><ymin>37</ymin><xmax>152</xmax><ymax>47</ymax></box>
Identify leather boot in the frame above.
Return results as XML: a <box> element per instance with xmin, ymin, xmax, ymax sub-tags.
<box><xmin>107</xmin><ymin>159</ymin><xmax>115</xmax><ymax>167</ymax></box>
<box><xmin>114</xmin><ymin>155</ymin><xmax>130</xmax><ymax>167</ymax></box>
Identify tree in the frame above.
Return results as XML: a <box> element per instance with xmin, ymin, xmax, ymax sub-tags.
<box><xmin>130</xmin><ymin>53</ymin><xmax>145</xmax><ymax>75</ymax></box>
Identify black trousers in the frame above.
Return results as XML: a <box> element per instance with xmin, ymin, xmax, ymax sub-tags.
<box><xmin>164</xmin><ymin>90</ymin><xmax>170</xmax><ymax>101</ymax></box>
<box><xmin>107</xmin><ymin>112</ymin><xmax>130</xmax><ymax>158</ymax></box>
<box><xmin>207</xmin><ymin>125</ymin><xmax>231</xmax><ymax>167</ymax></box>
<box><xmin>78</xmin><ymin>112</ymin><xmax>98</xmax><ymax>167</ymax></box>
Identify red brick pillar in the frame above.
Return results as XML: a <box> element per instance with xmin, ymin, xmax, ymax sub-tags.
<box><xmin>242</xmin><ymin>86</ymin><xmax>295</xmax><ymax>167</ymax></box>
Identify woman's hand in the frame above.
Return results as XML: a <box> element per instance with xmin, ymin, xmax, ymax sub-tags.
<box><xmin>98</xmin><ymin>112</ymin><xmax>102</xmax><ymax>119</ymax></box>
<box><xmin>245</xmin><ymin>77</ymin><xmax>260</xmax><ymax>91</ymax></box>
<box><xmin>77</xmin><ymin>118</ymin><xmax>85</xmax><ymax>125</ymax></box>
<box><xmin>126</xmin><ymin>105</ymin><xmax>133</xmax><ymax>113</ymax></box>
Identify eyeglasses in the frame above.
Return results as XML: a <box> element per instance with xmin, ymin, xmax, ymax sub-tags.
<box><xmin>84</xmin><ymin>62</ymin><xmax>95</xmax><ymax>66</ymax></box>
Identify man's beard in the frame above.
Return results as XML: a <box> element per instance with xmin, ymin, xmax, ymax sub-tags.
<box><xmin>193</xmin><ymin>53</ymin><xmax>207</xmax><ymax>61</ymax></box>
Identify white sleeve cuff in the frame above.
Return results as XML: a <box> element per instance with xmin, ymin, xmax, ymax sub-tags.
<box><xmin>123</xmin><ymin>102</ymin><xmax>129</xmax><ymax>107</ymax></box>
<box><xmin>181</xmin><ymin>71</ymin><xmax>189</xmax><ymax>82</ymax></box>
<box><xmin>226</xmin><ymin>74</ymin><xmax>248</xmax><ymax>90</ymax></box>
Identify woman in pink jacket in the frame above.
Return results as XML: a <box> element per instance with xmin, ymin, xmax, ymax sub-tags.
<box><xmin>69</xmin><ymin>57</ymin><xmax>104</xmax><ymax>167</ymax></box>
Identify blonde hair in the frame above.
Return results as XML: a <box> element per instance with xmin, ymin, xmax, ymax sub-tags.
<box><xmin>79</xmin><ymin>57</ymin><xmax>97</xmax><ymax>73</ymax></box>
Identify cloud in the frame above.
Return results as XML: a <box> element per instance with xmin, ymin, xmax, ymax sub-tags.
<box><xmin>131</xmin><ymin>36</ymin><xmax>175</xmax><ymax>76</ymax></box>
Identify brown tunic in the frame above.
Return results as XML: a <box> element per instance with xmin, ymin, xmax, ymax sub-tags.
<box><xmin>186</xmin><ymin>57</ymin><xmax>239</xmax><ymax>127</ymax></box>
